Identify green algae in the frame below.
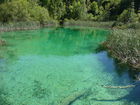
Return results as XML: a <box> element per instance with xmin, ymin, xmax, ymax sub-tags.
<box><xmin>0</xmin><ymin>88</ymin><xmax>11</xmax><ymax>105</ymax></box>
<box><xmin>32</xmin><ymin>80</ymin><xmax>50</xmax><ymax>99</ymax></box>
<box><xmin>0</xmin><ymin>27</ymin><xmax>139</xmax><ymax>105</ymax></box>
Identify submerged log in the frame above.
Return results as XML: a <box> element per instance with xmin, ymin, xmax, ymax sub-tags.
<box><xmin>59</xmin><ymin>89</ymin><xmax>91</xmax><ymax>105</ymax></box>
<box><xmin>102</xmin><ymin>85</ymin><xmax>136</xmax><ymax>89</ymax></box>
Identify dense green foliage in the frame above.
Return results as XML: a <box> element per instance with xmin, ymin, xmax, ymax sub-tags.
<box><xmin>0</xmin><ymin>0</ymin><xmax>139</xmax><ymax>24</ymax></box>
<box><xmin>0</xmin><ymin>0</ymin><xmax>50</xmax><ymax>23</ymax></box>
<box><xmin>118</xmin><ymin>9</ymin><xmax>136</xmax><ymax>23</ymax></box>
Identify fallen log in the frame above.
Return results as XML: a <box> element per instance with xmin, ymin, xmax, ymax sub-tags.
<box><xmin>58</xmin><ymin>88</ymin><xmax>91</xmax><ymax>105</ymax></box>
<box><xmin>101</xmin><ymin>85</ymin><xmax>135</xmax><ymax>89</ymax></box>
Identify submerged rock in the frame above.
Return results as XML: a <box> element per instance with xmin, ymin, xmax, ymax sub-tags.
<box><xmin>0</xmin><ymin>40</ymin><xmax>6</xmax><ymax>46</ymax></box>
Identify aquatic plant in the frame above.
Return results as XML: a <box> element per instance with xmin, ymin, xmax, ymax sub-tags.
<box><xmin>0</xmin><ymin>21</ymin><xmax>58</xmax><ymax>32</ymax></box>
<box><xmin>0</xmin><ymin>88</ymin><xmax>11</xmax><ymax>105</ymax></box>
<box><xmin>0</xmin><ymin>22</ymin><xmax>40</xmax><ymax>32</ymax></box>
<box><xmin>112</xmin><ymin>22</ymin><xmax>140</xmax><ymax>29</ymax></box>
<box><xmin>103</xmin><ymin>29</ymin><xmax>140</xmax><ymax>70</ymax></box>
<box><xmin>63</xmin><ymin>20</ymin><xmax>114</xmax><ymax>29</ymax></box>
<box><xmin>0</xmin><ymin>39</ymin><xmax>6</xmax><ymax>46</ymax></box>
<box><xmin>32</xmin><ymin>80</ymin><xmax>49</xmax><ymax>99</ymax></box>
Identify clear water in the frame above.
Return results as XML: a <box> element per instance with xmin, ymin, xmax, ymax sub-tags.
<box><xmin>0</xmin><ymin>27</ymin><xmax>139</xmax><ymax>105</ymax></box>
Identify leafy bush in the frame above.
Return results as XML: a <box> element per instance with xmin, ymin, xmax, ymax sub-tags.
<box><xmin>0</xmin><ymin>0</ymin><xmax>50</xmax><ymax>23</ymax></box>
<box><xmin>28</xmin><ymin>1</ymin><xmax>50</xmax><ymax>24</ymax></box>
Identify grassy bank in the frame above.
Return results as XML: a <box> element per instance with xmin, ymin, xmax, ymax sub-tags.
<box><xmin>63</xmin><ymin>20</ymin><xmax>114</xmax><ymax>29</ymax></box>
<box><xmin>0</xmin><ymin>21</ymin><xmax>58</xmax><ymax>32</ymax></box>
<box><xmin>112</xmin><ymin>22</ymin><xmax>140</xmax><ymax>29</ymax></box>
<box><xmin>103</xmin><ymin>29</ymin><xmax>140</xmax><ymax>70</ymax></box>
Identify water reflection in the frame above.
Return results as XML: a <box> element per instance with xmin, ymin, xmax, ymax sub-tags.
<box><xmin>1</xmin><ymin>27</ymin><xmax>109</xmax><ymax>57</ymax></box>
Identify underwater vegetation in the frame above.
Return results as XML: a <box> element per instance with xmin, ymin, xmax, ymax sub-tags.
<box><xmin>0</xmin><ymin>88</ymin><xmax>11</xmax><ymax>105</ymax></box>
<box><xmin>32</xmin><ymin>80</ymin><xmax>50</xmax><ymax>99</ymax></box>
<box><xmin>0</xmin><ymin>39</ymin><xmax>6</xmax><ymax>46</ymax></box>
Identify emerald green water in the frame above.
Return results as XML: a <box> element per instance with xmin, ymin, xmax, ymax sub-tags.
<box><xmin>0</xmin><ymin>27</ymin><xmax>139</xmax><ymax>105</ymax></box>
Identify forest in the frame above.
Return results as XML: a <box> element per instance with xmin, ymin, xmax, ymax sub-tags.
<box><xmin>0</xmin><ymin>0</ymin><xmax>139</xmax><ymax>25</ymax></box>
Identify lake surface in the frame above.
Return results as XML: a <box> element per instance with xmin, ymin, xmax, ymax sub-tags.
<box><xmin>0</xmin><ymin>27</ymin><xmax>139</xmax><ymax>105</ymax></box>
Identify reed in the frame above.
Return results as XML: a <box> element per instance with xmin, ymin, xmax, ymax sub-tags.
<box><xmin>63</xmin><ymin>19</ymin><xmax>114</xmax><ymax>29</ymax></box>
<box><xmin>0</xmin><ymin>21</ymin><xmax>59</xmax><ymax>32</ymax></box>
<box><xmin>112</xmin><ymin>22</ymin><xmax>140</xmax><ymax>29</ymax></box>
<box><xmin>103</xmin><ymin>29</ymin><xmax>140</xmax><ymax>70</ymax></box>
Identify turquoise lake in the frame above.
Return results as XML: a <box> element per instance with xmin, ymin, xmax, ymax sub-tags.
<box><xmin>0</xmin><ymin>27</ymin><xmax>140</xmax><ymax>105</ymax></box>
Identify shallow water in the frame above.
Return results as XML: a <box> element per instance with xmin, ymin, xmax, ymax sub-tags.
<box><xmin>0</xmin><ymin>27</ymin><xmax>139</xmax><ymax>105</ymax></box>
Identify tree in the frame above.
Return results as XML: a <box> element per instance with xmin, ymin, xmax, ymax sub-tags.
<box><xmin>40</xmin><ymin>0</ymin><xmax>66</xmax><ymax>20</ymax></box>
<box><xmin>117</xmin><ymin>8</ymin><xmax>139</xmax><ymax>23</ymax></box>
<box><xmin>0</xmin><ymin>0</ymin><xmax>50</xmax><ymax>23</ymax></box>
<box><xmin>90</xmin><ymin>1</ymin><xmax>99</xmax><ymax>15</ymax></box>
<box><xmin>100</xmin><ymin>0</ymin><xmax>121</xmax><ymax>20</ymax></box>
<box><xmin>67</xmin><ymin>0</ymin><xmax>87</xmax><ymax>20</ymax></box>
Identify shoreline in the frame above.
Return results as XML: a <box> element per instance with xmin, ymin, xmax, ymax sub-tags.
<box><xmin>0</xmin><ymin>21</ymin><xmax>59</xmax><ymax>32</ymax></box>
<box><xmin>63</xmin><ymin>20</ymin><xmax>114</xmax><ymax>29</ymax></box>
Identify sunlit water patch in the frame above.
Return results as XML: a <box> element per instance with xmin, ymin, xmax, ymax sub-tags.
<box><xmin>0</xmin><ymin>27</ymin><xmax>139</xmax><ymax>105</ymax></box>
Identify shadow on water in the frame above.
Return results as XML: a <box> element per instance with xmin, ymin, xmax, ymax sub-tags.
<box><xmin>96</xmin><ymin>44</ymin><xmax>140</xmax><ymax>81</ymax></box>
<box><xmin>92</xmin><ymin>85</ymin><xmax>140</xmax><ymax>104</ymax></box>
<box><xmin>95</xmin><ymin>47</ymin><xmax>140</xmax><ymax>105</ymax></box>
<box><xmin>114</xmin><ymin>61</ymin><xmax>140</xmax><ymax>81</ymax></box>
